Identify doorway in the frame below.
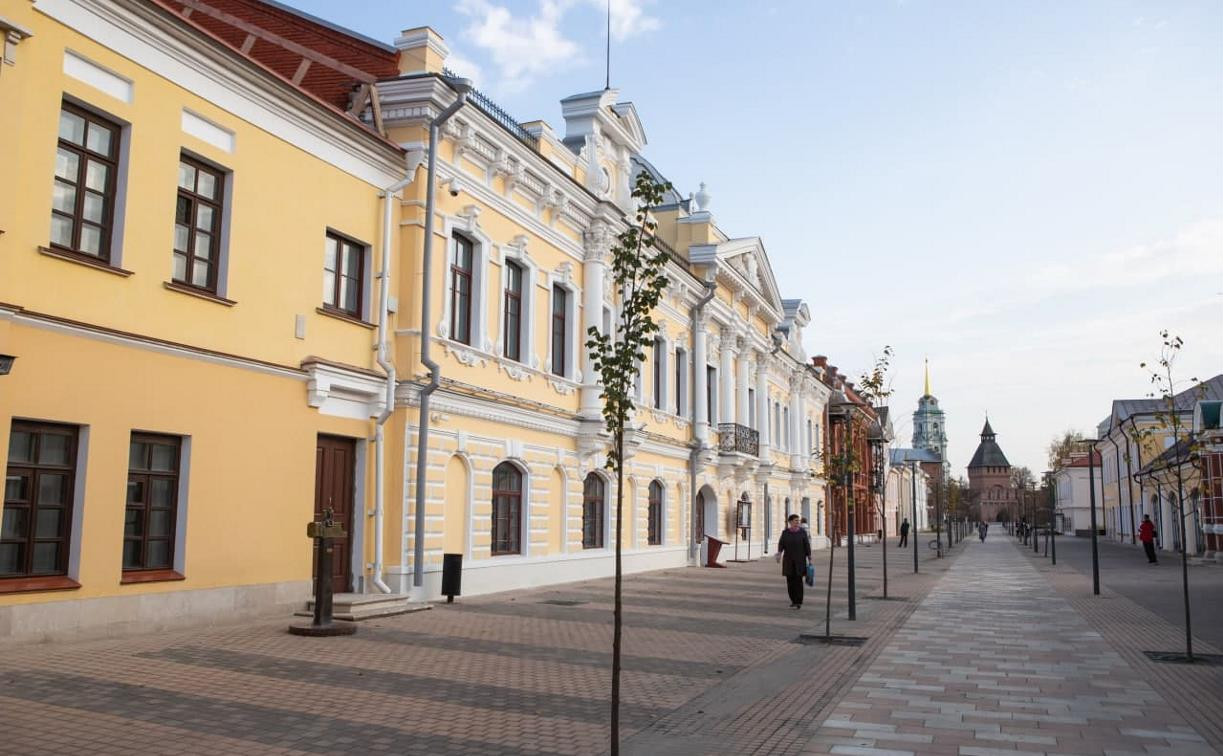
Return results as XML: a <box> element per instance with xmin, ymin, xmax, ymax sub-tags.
<box><xmin>314</xmin><ymin>434</ymin><xmax>355</xmax><ymax>594</ymax></box>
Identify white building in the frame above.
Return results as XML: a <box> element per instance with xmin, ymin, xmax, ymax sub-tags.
<box><xmin>889</xmin><ymin>448</ymin><xmax>931</xmax><ymax>533</ymax></box>
<box><xmin>1051</xmin><ymin>449</ymin><xmax>1102</xmax><ymax>535</ymax></box>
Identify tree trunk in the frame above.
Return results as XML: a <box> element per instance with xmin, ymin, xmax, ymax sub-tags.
<box><xmin>611</xmin><ymin>429</ymin><xmax>624</xmax><ymax>753</ymax></box>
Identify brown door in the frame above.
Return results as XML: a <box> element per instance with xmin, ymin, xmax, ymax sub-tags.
<box><xmin>314</xmin><ymin>435</ymin><xmax>355</xmax><ymax>594</ymax></box>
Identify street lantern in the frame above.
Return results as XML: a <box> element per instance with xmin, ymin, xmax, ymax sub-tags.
<box><xmin>867</xmin><ymin>421</ymin><xmax>888</xmax><ymax>598</ymax></box>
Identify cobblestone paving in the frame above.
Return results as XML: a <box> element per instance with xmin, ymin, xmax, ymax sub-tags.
<box><xmin>802</xmin><ymin>537</ymin><xmax>1220</xmax><ymax>756</ymax></box>
<box><xmin>0</xmin><ymin>540</ymin><xmax>952</xmax><ymax>755</ymax></box>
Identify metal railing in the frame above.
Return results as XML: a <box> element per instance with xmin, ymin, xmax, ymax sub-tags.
<box><xmin>718</xmin><ymin>423</ymin><xmax>759</xmax><ymax>456</ymax></box>
<box><xmin>443</xmin><ymin>68</ymin><xmax>539</xmax><ymax>151</ymax></box>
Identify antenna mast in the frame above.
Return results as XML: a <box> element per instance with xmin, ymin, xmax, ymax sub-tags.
<box><xmin>605</xmin><ymin>0</ymin><xmax>611</xmax><ymax>90</ymax></box>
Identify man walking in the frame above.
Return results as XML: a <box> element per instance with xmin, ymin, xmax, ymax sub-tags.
<box><xmin>1139</xmin><ymin>514</ymin><xmax>1158</xmax><ymax>564</ymax></box>
<box><xmin>899</xmin><ymin>518</ymin><xmax>910</xmax><ymax>548</ymax></box>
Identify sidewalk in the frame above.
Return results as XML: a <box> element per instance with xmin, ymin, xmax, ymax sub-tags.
<box><xmin>802</xmin><ymin>537</ymin><xmax>1220</xmax><ymax>756</ymax></box>
<box><xmin>0</xmin><ymin>536</ymin><xmax>958</xmax><ymax>755</ymax></box>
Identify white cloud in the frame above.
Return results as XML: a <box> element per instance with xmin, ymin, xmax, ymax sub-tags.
<box><xmin>453</xmin><ymin>0</ymin><xmax>659</xmax><ymax>91</ymax></box>
<box><xmin>455</xmin><ymin>0</ymin><xmax>581</xmax><ymax>92</ymax></box>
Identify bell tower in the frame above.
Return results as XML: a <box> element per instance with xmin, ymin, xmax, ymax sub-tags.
<box><xmin>912</xmin><ymin>359</ymin><xmax>948</xmax><ymax>464</ymax></box>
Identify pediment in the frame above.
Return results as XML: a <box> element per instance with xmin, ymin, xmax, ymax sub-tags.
<box><xmin>717</xmin><ymin>237</ymin><xmax>784</xmax><ymax>313</ymax></box>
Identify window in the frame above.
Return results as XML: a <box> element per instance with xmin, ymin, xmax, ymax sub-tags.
<box><xmin>172</xmin><ymin>156</ymin><xmax>224</xmax><ymax>292</ymax></box>
<box><xmin>124</xmin><ymin>434</ymin><xmax>181</xmax><ymax>572</ymax></box>
<box><xmin>503</xmin><ymin>261</ymin><xmax>523</xmax><ymax>362</ymax></box>
<box><xmin>3</xmin><ymin>421</ymin><xmax>78</xmax><ymax>578</ymax></box>
<box><xmin>551</xmin><ymin>285</ymin><xmax>568</xmax><ymax>376</ymax></box>
<box><xmin>323</xmin><ymin>232</ymin><xmax>364</xmax><ymax>318</ymax></box>
<box><xmin>582</xmin><ymin>473</ymin><xmax>605</xmax><ymax>549</ymax></box>
<box><xmin>652</xmin><ymin>338</ymin><xmax>664</xmax><ymax>410</ymax></box>
<box><xmin>50</xmin><ymin>102</ymin><xmax>120</xmax><ymax>261</ymax></box>
<box><xmin>674</xmin><ymin>348</ymin><xmax>687</xmax><ymax>417</ymax></box>
<box><xmin>491</xmin><ymin>462</ymin><xmax>522</xmax><ymax>556</ymax></box>
<box><xmin>450</xmin><ymin>234</ymin><xmax>474</xmax><ymax>343</ymax></box>
<box><xmin>807</xmin><ymin>419</ymin><xmax>813</xmax><ymax>452</ymax></box>
<box><xmin>748</xmin><ymin>388</ymin><xmax>756</xmax><ymax>429</ymax></box>
<box><xmin>648</xmin><ymin>480</ymin><xmax>663</xmax><ymax>546</ymax></box>
<box><xmin>707</xmin><ymin>366</ymin><xmax>717</xmax><ymax>424</ymax></box>
<box><xmin>783</xmin><ymin>407</ymin><xmax>790</xmax><ymax>450</ymax></box>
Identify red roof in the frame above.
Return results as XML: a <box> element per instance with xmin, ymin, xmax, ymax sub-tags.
<box><xmin>159</xmin><ymin>0</ymin><xmax>400</xmax><ymax>110</ymax></box>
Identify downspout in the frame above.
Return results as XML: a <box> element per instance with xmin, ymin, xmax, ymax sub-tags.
<box><xmin>370</xmin><ymin>158</ymin><xmax>423</xmax><ymax>594</ymax></box>
<box><xmin>412</xmin><ymin>79</ymin><xmax>471</xmax><ymax>591</ymax></box>
<box><xmin>1105</xmin><ymin>432</ymin><xmax>1132</xmax><ymax>544</ymax></box>
<box><xmin>687</xmin><ymin>281</ymin><xmax>717</xmax><ymax>566</ymax></box>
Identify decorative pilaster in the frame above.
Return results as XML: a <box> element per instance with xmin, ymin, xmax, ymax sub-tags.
<box><xmin>580</xmin><ymin>221</ymin><xmax>610</xmax><ymax>420</ymax></box>
<box><xmin>755</xmin><ymin>358</ymin><xmax>771</xmax><ymax>462</ymax></box>
<box><xmin>693</xmin><ymin>314</ymin><xmax>710</xmax><ymax>445</ymax></box>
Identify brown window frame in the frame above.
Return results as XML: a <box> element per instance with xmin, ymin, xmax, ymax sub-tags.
<box><xmin>124</xmin><ymin>433</ymin><xmax>181</xmax><ymax>573</ymax></box>
<box><xmin>50</xmin><ymin>101</ymin><xmax>120</xmax><ymax>263</ymax></box>
<box><xmin>172</xmin><ymin>154</ymin><xmax>225</xmax><ymax>293</ymax></box>
<box><xmin>652</xmin><ymin>338</ymin><xmax>664</xmax><ymax>410</ymax></box>
<box><xmin>648</xmin><ymin>480</ymin><xmax>663</xmax><ymax>546</ymax></box>
<box><xmin>582</xmin><ymin>472</ymin><xmax>605</xmax><ymax>549</ymax></box>
<box><xmin>551</xmin><ymin>285</ymin><xmax>568</xmax><ymax>377</ymax></box>
<box><xmin>323</xmin><ymin>231</ymin><xmax>366</xmax><ymax>319</ymax></box>
<box><xmin>490</xmin><ymin>462</ymin><xmax>522</xmax><ymax>556</ymax></box>
<box><xmin>503</xmin><ymin>260</ymin><xmax>523</xmax><ymax>362</ymax></box>
<box><xmin>2</xmin><ymin>421</ymin><xmax>78</xmax><ymax>579</ymax></box>
<box><xmin>450</xmin><ymin>234</ymin><xmax>474</xmax><ymax>345</ymax></box>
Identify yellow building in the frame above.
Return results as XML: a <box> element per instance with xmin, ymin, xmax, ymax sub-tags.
<box><xmin>1</xmin><ymin>0</ymin><xmax>832</xmax><ymax>640</ymax></box>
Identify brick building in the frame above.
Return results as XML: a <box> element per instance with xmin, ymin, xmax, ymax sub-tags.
<box><xmin>967</xmin><ymin>419</ymin><xmax>1017</xmax><ymax>522</ymax></box>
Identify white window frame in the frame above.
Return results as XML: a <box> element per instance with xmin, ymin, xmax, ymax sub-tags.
<box><xmin>545</xmin><ymin>275</ymin><xmax>579</xmax><ymax>379</ymax></box>
<box><xmin>439</xmin><ymin>215</ymin><xmax>493</xmax><ymax>351</ymax></box>
<box><xmin>495</xmin><ymin>243</ymin><xmax>539</xmax><ymax>368</ymax></box>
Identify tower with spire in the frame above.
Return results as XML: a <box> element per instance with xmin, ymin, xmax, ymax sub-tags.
<box><xmin>967</xmin><ymin>417</ymin><xmax>1016</xmax><ymax>522</ymax></box>
<box><xmin>911</xmin><ymin>359</ymin><xmax>948</xmax><ymax>465</ymax></box>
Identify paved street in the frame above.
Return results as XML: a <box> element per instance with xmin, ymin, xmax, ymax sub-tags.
<box><xmin>1</xmin><ymin>534</ymin><xmax>1220</xmax><ymax>755</ymax></box>
<box><xmin>804</xmin><ymin>536</ymin><xmax>1222</xmax><ymax>756</ymax></box>
<box><xmin>1031</xmin><ymin>533</ymin><xmax>1223</xmax><ymax>650</ymax></box>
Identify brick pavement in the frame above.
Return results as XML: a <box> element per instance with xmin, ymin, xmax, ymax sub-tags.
<box><xmin>0</xmin><ymin>537</ymin><xmax>955</xmax><ymax>755</ymax></box>
<box><xmin>801</xmin><ymin>537</ymin><xmax>1219</xmax><ymax>756</ymax></box>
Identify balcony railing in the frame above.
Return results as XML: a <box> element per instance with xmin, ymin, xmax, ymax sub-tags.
<box><xmin>718</xmin><ymin>423</ymin><xmax>759</xmax><ymax>456</ymax></box>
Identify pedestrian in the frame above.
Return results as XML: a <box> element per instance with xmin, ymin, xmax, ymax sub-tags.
<box><xmin>1139</xmin><ymin>514</ymin><xmax>1158</xmax><ymax>564</ymax></box>
<box><xmin>899</xmin><ymin>518</ymin><xmax>910</xmax><ymax>548</ymax></box>
<box><xmin>978</xmin><ymin>520</ymin><xmax>988</xmax><ymax>542</ymax></box>
<box><xmin>776</xmin><ymin>514</ymin><xmax>811</xmax><ymax>609</ymax></box>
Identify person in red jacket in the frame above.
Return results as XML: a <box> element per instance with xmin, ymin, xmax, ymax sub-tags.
<box><xmin>1139</xmin><ymin>514</ymin><xmax>1158</xmax><ymax>564</ymax></box>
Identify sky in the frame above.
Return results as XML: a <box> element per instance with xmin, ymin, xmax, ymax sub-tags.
<box><xmin>284</xmin><ymin>0</ymin><xmax>1223</xmax><ymax>477</ymax></box>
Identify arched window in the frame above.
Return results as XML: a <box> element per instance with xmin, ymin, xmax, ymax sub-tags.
<box><xmin>491</xmin><ymin>462</ymin><xmax>522</xmax><ymax>555</ymax></box>
<box><xmin>648</xmin><ymin>481</ymin><xmax>664</xmax><ymax>545</ymax></box>
<box><xmin>583</xmin><ymin>473</ymin><xmax>605</xmax><ymax>549</ymax></box>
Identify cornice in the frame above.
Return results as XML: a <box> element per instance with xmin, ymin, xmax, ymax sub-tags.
<box><xmin>38</xmin><ymin>0</ymin><xmax>404</xmax><ymax>186</ymax></box>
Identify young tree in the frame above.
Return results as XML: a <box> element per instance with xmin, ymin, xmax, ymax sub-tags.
<box><xmin>586</xmin><ymin>172</ymin><xmax>672</xmax><ymax>753</ymax></box>
<box><xmin>1133</xmin><ymin>330</ymin><xmax>1206</xmax><ymax>661</ymax></box>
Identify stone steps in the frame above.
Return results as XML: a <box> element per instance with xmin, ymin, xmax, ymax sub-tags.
<box><xmin>296</xmin><ymin>593</ymin><xmax>431</xmax><ymax>622</ymax></box>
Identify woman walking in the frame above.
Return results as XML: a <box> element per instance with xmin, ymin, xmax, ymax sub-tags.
<box><xmin>777</xmin><ymin>513</ymin><xmax>811</xmax><ymax>609</ymax></box>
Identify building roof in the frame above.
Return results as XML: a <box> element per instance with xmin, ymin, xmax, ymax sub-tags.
<box><xmin>158</xmin><ymin>0</ymin><xmax>401</xmax><ymax>110</ymax></box>
<box><xmin>967</xmin><ymin>419</ymin><xmax>1010</xmax><ymax>468</ymax></box>
<box><xmin>891</xmin><ymin>448</ymin><xmax>941</xmax><ymax>465</ymax></box>
<box><xmin>1104</xmin><ymin>374</ymin><xmax>1223</xmax><ymax>431</ymax></box>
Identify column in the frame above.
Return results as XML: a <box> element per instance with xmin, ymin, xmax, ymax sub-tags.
<box><xmin>735</xmin><ymin>338</ymin><xmax>749</xmax><ymax>428</ymax></box>
<box><xmin>720</xmin><ymin>326</ymin><xmax>735</xmax><ymax>426</ymax></box>
<box><xmin>693</xmin><ymin>315</ymin><xmax>710</xmax><ymax>445</ymax></box>
<box><xmin>580</xmin><ymin>223</ymin><xmax>609</xmax><ymax>420</ymax></box>
<box><xmin>789</xmin><ymin>374</ymin><xmax>803</xmax><ymax>469</ymax></box>
<box><xmin>755</xmin><ymin>357</ymin><xmax>771</xmax><ymax>460</ymax></box>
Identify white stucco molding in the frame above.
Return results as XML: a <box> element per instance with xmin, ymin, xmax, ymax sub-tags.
<box><xmin>302</xmin><ymin>357</ymin><xmax>387</xmax><ymax>419</ymax></box>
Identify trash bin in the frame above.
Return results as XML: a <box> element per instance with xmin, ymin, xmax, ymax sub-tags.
<box><xmin>705</xmin><ymin>536</ymin><xmax>726</xmax><ymax>567</ymax></box>
<box><xmin>441</xmin><ymin>553</ymin><xmax>462</xmax><ymax>603</ymax></box>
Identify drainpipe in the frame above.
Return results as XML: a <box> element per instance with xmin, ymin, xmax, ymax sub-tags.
<box><xmin>412</xmin><ymin>78</ymin><xmax>471</xmax><ymax>592</ymax></box>
<box><xmin>370</xmin><ymin>158</ymin><xmax>423</xmax><ymax>595</ymax></box>
<box><xmin>687</xmin><ymin>281</ymin><xmax>717</xmax><ymax>566</ymax></box>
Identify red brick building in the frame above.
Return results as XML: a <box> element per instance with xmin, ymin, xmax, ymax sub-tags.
<box><xmin>967</xmin><ymin>419</ymin><xmax>1017</xmax><ymax>522</ymax></box>
<box><xmin>814</xmin><ymin>358</ymin><xmax>878</xmax><ymax>544</ymax></box>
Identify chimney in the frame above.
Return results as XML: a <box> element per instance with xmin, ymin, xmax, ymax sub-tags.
<box><xmin>812</xmin><ymin>355</ymin><xmax>828</xmax><ymax>368</ymax></box>
<box><xmin>394</xmin><ymin>27</ymin><xmax>448</xmax><ymax>75</ymax></box>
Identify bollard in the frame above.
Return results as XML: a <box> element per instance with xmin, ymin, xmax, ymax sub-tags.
<box><xmin>441</xmin><ymin>553</ymin><xmax>463</xmax><ymax>603</ymax></box>
<box><xmin>290</xmin><ymin>507</ymin><xmax>356</xmax><ymax>637</ymax></box>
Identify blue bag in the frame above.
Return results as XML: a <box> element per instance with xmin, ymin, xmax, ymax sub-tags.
<box><xmin>805</xmin><ymin>563</ymin><xmax>815</xmax><ymax>587</ymax></box>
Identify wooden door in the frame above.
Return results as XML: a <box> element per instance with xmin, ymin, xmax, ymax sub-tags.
<box><xmin>314</xmin><ymin>435</ymin><xmax>354</xmax><ymax>594</ymax></box>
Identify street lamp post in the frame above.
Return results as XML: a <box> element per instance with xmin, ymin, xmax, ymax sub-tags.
<box><xmin>869</xmin><ymin>433</ymin><xmax>887</xmax><ymax>599</ymax></box>
<box><xmin>1087</xmin><ymin>439</ymin><xmax>1101</xmax><ymax>595</ymax></box>
<box><xmin>830</xmin><ymin>395</ymin><xmax>857</xmax><ymax>621</ymax></box>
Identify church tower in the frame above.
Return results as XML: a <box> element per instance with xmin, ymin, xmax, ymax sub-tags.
<box><xmin>911</xmin><ymin>359</ymin><xmax>948</xmax><ymax>464</ymax></box>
